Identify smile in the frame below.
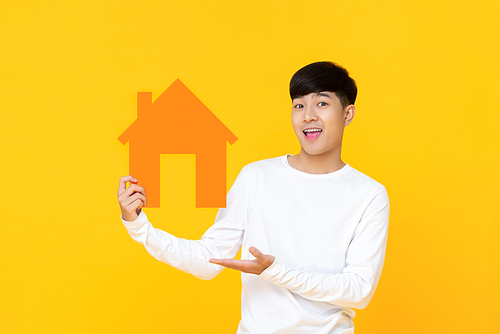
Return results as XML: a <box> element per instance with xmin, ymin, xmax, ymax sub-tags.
<box><xmin>303</xmin><ymin>128</ymin><xmax>322</xmax><ymax>141</ymax></box>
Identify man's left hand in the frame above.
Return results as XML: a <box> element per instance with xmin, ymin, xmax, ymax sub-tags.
<box><xmin>209</xmin><ymin>247</ymin><xmax>275</xmax><ymax>275</ymax></box>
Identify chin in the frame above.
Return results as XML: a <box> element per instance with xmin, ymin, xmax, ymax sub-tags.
<box><xmin>300</xmin><ymin>143</ymin><xmax>339</xmax><ymax>157</ymax></box>
<box><xmin>301</xmin><ymin>147</ymin><xmax>329</xmax><ymax>156</ymax></box>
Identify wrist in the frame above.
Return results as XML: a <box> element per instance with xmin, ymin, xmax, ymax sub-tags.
<box><xmin>122</xmin><ymin>212</ymin><xmax>138</xmax><ymax>222</ymax></box>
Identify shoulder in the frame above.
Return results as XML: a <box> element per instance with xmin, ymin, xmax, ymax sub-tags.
<box><xmin>228</xmin><ymin>157</ymin><xmax>285</xmax><ymax>194</ymax></box>
<box><xmin>240</xmin><ymin>156</ymin><xmax>285</xmax><ymax>175</ymax></box>
<box><xmin>346</xmin><ymin>166</ymin><xmax>388</xmax><ymax>198</ymax></box>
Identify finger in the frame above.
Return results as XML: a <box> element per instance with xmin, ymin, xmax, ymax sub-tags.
<box><xmin>128</xmin><ymin>197</ymin><xmax>144</xmax><ymax>211</ymax></box>
<box><xmin>209</xmin><ymin>259</ymin><xmax>250</xmax><ymax>271</ymax></box>
<box><xmin>209</xmin><ymin>258</ymin><xmax>239</xmax><ymax>269</ymax></box>
<box><xmin>118</xmin><ymin>183</ymin><xmax>146</xmax><ymax>202</ymax></box>
<box><xmin>120</xmin><ymin>195</ymin><xmax>144</xmax><ymax>222</ymax></box>
<box><xmin>123</xmin><ymin>192</ymin><xmax>147</xmax><ymax>208</ymax></box>
<box><xmin>120</xmin><ymin>194</ymin><xmax>144</xmax><ymax>213</ymax></box>
<box><xmin>118</xmin><ymin>175</ymin><xmax>137</xmax><ymax>196</ymax></box>
<box><xmin>210</xmin><ymin>258</ymin><xmax>268</xmax><ymax>275</ymax></box>
<box><xmin>129</xmin><ymin>183</ymin><xmax>146</xmax><ymax>196</ymax></box>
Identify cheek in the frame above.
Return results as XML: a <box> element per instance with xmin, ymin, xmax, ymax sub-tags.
<box><xmin>323</xmin><ymin>112</ymin><xmax>344</xmax><ymax>128</ymax></box>
<box><xmin>291</xmin><ymin>114</ymin><xmax>302</xmax><ymax>132</ymax></box>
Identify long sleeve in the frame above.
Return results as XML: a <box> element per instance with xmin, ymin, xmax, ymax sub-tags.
<box><xmin>259</xmin><ymin>188</ymin><xmax>390</xmax><ymax>309</ymax></box>
<box><xmin>122</xmin><ymin>168</ymin><xmax>248</xmax><ymax>280</ymax></box>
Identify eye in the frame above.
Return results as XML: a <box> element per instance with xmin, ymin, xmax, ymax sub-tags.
<box><xmin>318</xmin><ymin>102</ymin><xmax>328</xmax><ymax>107</ymax></box>
<box><xmin>294</xmin><ymin>104</ymin><xmax>304</xmax><ymax>109</ymax></box>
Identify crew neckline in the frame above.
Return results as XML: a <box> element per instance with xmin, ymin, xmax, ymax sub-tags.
<box><xmin>281</xmin><ymin>154</ymin><xmax>352</xmax><ymax>178</ymax></box>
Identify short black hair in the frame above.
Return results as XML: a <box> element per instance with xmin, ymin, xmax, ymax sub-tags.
<box><xmin>289</xmin><ymin>61</ymin><xmax>357</xmax><ymax>108</ymax></box>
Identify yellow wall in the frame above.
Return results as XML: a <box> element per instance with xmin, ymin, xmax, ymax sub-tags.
<box><xmin>1</xmin><ymin>1</ymin><xmax>499</xmax><ymax>333</ymax></box>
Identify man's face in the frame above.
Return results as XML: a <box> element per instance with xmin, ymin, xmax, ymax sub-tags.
<box><xmin>291</xmin><ymin>92</ymin><xmax>354</xmax><ymax>157</ymax></box>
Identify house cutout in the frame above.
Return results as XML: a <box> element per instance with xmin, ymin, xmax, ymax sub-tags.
<box><xmin>118</xmin><ymin>79</ymin><xmax>238</xmax><ymax>208</ymax></box>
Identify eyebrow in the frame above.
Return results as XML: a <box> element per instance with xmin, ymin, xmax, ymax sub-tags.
<box><xmin>312</xmin><ymin>92</ymin><xmax>331</xmax><ymax>98</ymax></box>
<box><xmin>293</xmin><ymin>92</ymin><xmax>332</xmax><ymax>100</ymax></box>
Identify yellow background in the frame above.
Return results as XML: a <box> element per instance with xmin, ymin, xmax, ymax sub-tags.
<box><xmin>1</xmin><ymin>1</ymin><xmax>499</xmax><ymax>333</ymax></box>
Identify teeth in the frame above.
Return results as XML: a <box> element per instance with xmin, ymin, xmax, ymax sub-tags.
<box><xmin>304</xmin><ymin>129</ymin><xmax>322</xmax><ymax>132</ymax></box>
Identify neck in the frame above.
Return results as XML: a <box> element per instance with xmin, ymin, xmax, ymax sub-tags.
<box><xmin>289</xmin><ymin>148</ymin><xmax>345</xmax><ymax>174</ymax></box>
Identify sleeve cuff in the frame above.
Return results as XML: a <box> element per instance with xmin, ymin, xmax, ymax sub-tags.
<box><xmin>259</xmin><ymin>257</ymin><xmax>284</xmax><ymax>281</ymax></box>
<box><xmin>121</xmin><ymin>210</ymin><xmax>148</xmax><ymax>228</ymax></box>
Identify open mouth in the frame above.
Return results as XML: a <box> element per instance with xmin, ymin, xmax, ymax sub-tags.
<box><xmin>303</xmin><ymin>128</ymin><xmax>322</xmax><ymax>140</ymax></box>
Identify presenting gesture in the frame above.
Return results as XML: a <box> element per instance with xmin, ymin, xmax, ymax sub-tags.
<box><xmin>117</xmin><ymin>175</ymin><xmax>147</xmax><ymax>222</ymax></box>
<box><xmin>209</xmin><ymin>246</ymin><xmax>275</xmax><ymax>275</ymax></box>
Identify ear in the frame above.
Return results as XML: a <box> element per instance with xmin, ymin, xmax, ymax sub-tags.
<box><xmin>344</xmin><ymin>105</ymin><xmax>355</xmax><ymax>126</ymax></box>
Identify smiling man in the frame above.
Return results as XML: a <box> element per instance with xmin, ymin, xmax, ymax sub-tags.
<box><xmin>118</xmin><ymin>61</ymin><xmax>390</xmax><ymax>334</ymax></box>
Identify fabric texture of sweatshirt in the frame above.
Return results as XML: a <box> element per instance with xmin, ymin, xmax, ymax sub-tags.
<box><xmin>122</xmin><ymin>155</ymin><xmax>390</xmax><ymax>334</ymax></box>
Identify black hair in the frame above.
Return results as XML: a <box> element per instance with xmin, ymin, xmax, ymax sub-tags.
<box><xmin>289</xmin><ymin>61</ymin><xmax>357</xmax><ymax>108</ymax></box>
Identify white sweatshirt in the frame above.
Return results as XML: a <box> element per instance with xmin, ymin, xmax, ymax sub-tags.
<box><xmin>122</xmin><ymin>155</ymin><xmax>390</xmax><ymax>334</ymax></box>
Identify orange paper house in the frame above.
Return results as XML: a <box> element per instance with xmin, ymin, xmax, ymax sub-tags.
<box><xmin>118</xmin><ymin>79</ymin><xmax>237</xmax><ymax>208</ymax></box>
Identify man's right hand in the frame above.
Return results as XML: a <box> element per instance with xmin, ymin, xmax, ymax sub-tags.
<box><xmin>117</xmin><ymin>175</ymin><xmax>147</xmax><ymax>222</ymax></box>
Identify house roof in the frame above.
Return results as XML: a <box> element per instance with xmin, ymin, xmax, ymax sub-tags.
<box><xmin>118</xmin><ymin>79</ymin><xmax>237</xmax><ymax>146</ymax></box>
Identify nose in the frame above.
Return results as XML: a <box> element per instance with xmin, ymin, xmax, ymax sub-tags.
<box><xmin>303</xmin><ymin>105</ymin><xmax>318</xmax><ymax>122</ymax></box>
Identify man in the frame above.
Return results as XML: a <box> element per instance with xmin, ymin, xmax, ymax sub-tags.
<box><xmin>118</xmin><ymin>61</ymin><xmax>390</xmax><ymax>333</ymax></box>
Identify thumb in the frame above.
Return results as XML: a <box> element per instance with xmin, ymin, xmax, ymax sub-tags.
<box><xmin>249</xmin><ymin>247</ymin><xmax>267</xmax><ymax>261</ymax></box>
<box><xmin>249</xmin><ymin>247</ymin><xmax>275</xmax><ymax>267</ymax></box>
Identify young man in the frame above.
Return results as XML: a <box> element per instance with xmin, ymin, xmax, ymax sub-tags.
<box><xmin>117</xmin><ymin>61</ymin><xmax>390</xmax><ymax>334</ymax></box>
